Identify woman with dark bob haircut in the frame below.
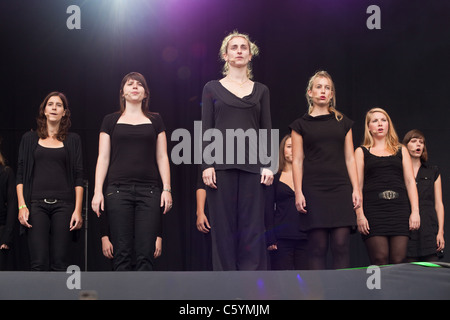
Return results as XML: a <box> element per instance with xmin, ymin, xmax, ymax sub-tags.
<box><xmin>402</xmin><ymin>129</ymin><xmax>445</xmax><ymax>262</ymax></box>
<box><xmin>16</xmin><ymin>91</ymin><xmax>84</xmax><ymax>271</ymax></box>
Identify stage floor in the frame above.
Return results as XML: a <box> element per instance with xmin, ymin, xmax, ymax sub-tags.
<box><xmin>0</xmin><ymin>263</ymin><xmax>449</xmax><ymax>300</ymax></box>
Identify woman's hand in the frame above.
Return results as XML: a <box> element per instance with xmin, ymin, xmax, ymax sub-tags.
<box><xmin>295</xmin><ymin>193</ymin><xmax>307</xmax><ymax>213</ymax></box>
<box><xmin>70</xmin><ymin>211</ymin><xmax>83</xmax><ymax>231</ymax></box>
<box><xmin>91</xmin><ymin>192</ymin><xmax>104</xmax><ymax>217</ymax></box>
<box><xmin>260</xmin><ymin>168</ymin><xmax>274</xmax><ymax>186</ymax></box>
<box><xmin>196</xmin><ymin>212</ymin><xmax>211</xmax><ymax>233</ymax></box>
<box><xmin>18</xmin><ymin>206</ymin><xmax>32</xmax><ymax>228</ymax></box>
<box><xmin>202</xmin><ymin>168</ymin><xmax>217</xmax><ymax>189</ymax></box>
<box><xmin>357</xmin><ymin>213</ymin><xmax>370</xmax><ymax>235</ymax></box>
<box><xmin>409</xmin><ymin>211</ymin><xmax>420</xmax><ymax>231</ymax></box>
<box><xmin>352</xmin><ymin>189</ymin><xmax>362</xmax><ymax>210</ymax></box>
<box><xmin>161</xmin><ymin>189</ymin><xmax>173</xmax><ymax>214</ymax></box>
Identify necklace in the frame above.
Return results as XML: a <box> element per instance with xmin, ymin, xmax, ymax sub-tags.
<box><xmin>225</xmin><ymin>76</ymin><xmax>250</xmax><ymax>87</ymax></box>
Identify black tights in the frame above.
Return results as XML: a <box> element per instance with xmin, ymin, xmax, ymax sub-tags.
<box><xmin>307</xmin><ymin>227</ymin><xmax>350</xmax><ymax>270</ymax></box>
<box><xmin>364</xmin><ymin>235</ymin><xmax>409</xmax><ymax>265</ymax></box>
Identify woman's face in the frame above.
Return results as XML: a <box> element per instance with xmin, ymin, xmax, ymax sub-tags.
<box><xmin>368</xmin><ymin>111</ymin><xmax>389</xmax><ymax>138</ymax></box>
<box><xmin>407</xmin><ymin>137</ymin><xmax>424</xmax><ymax>159</ymax></box>
<box><xmin>44</xmin><ymin>95</ymin><xmax>65</xmax><ymax>123</ymax></box>
<box><xmin>284</xmin><ymin>137</ymin><xmax>292</xmax><ymax>163</ymax></box>
<box><xmin>122</xmin><ymin>78</ymin><xmax>147</xmax><ymax>104</ymax></box>
<box><xmin>308</xmin><ymin>76</ymin><xmax>333</xmax><ymax>107</ymax></box>
<box><xmin>223</xmin><ymin>36</ymin><xmax>252</xmax><ymax>69</ymax></box>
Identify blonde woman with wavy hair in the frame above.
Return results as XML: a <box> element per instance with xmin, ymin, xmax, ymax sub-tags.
<box><xmin>290</xmin><ymin>70</ymin><xmax>361</xmax><ymax>270</ymax></box>
<box><xmin>201</xmin><ymin>30</ymin><xmax>273</xmax><ymax>270</ymax></box>
<box><xmin>362</xmin><ymin>107</ymin><xmax>400</xmax><ymax>154</ymax></box>
<box><xmin>354</xmin><ymin>107</ymin><xmax>420</xmax><ymax>265</ymax></box>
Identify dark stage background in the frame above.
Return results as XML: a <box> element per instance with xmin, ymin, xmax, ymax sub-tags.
<box><xmin>0</xmin><ymin>0</ymin><xmax>449</xmax><ymax>271</ymax></box>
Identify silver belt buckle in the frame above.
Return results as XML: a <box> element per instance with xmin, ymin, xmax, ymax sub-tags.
<box><xmin>44</xmin><ymin>198</ymin><xmax>58</xmax><ymax>204</ymax></box>
<box><xmin>378</xmin><ymin>190</ymin><xmax>398</xmax><ymax>200</ymax></box>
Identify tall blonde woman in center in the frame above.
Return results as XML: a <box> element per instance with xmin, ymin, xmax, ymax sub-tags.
<box><xmin>354</xmin><ymin>108</ymin><xmax>420</xmax><ymax>265</ymax></box>
<box><xmin>201</xmin><ymin>31</ymin><xmax>273</xmax><ymax>270</ymax></box>
<box><xmin>290</xmin><ymin>71</ymin><xmax>361</xmax><ymax>270</ymax></box>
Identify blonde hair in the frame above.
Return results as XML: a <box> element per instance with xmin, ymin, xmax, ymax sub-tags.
<box><xmin>219</xmin><ymin>30</ymin><xmax>259</xmax><ymax>79</ymax></box>
<box><xmin>306</xmin><ymin>70</ymin><xmax>343</xmax><ymax>121</ymax></box>
<box><xmin>362</xmin><ymin>107</ymin><xmax>400</xmax><ymax>154</ymax></box>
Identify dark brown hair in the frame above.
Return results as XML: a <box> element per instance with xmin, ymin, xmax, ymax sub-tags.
<box><xmin>402</xmin><ymin>129</ymin><xmax>428</xmax><ymax>162</ymax></box>
<box><xmin>36</xmin><ymin>92</ymin><xmax>71</xmax><ymax>141</ymax></box>
<box><xmin>277</xmin><ymin>134</ymin><xmax>291</xmax><ymax>173</ymax></box>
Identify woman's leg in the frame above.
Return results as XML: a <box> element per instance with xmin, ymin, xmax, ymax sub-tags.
<box><xmin>49</xmin><ymin>201</ymin><xmax>74</xmax><ymax>271</ymax></box>
<box><xmin>307</xmin><ymin>229</ymin><xmax>328</xmax><ymax>270</ymax></box>
<box><xmin>134</xmin><ymin>185</ymin><xmax>161</xmax><ymax>271</ymax></box>
<box><xmin>330</xmin><ymin>227</ymin><xmax>351</xmax><ymax>269</ymax></box>
<box><xmin>105</xmin><ymin>185</ymin><xmax>135</xmax><ymax>271</ymax></box>
<box><xmin>388</xmin><ymin>235</ymin><xmax>409</xmax><ymax>264</ymax></box>
<box><xmin>364</xmin><ymin>236</ymin><xmax>389</xmax><ymax>265</ymax></box>
<box><xmin>27</xmin><ymin>202</ymin><xmax>50</xmax><ymax>271</ymax></box>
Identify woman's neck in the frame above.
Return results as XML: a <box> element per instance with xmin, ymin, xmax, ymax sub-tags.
<box><xmin>225</xmin><ymin>67</ymin><xmax>249</xmax><ymax>83</ymax></box>
<box><xmin>124</xmin><ymin>102</ymin><xmax>144</xmax><ymax>116</ymax></box>
<box><xmin>46</xmin><ymin>122</ymin><xmax>60</xmax><ymax>138</ymax></box>
<box><xmin>282</xmin><ymin>162</ymin><xmax>292</xmax><ymax>173</ymax></box>
<box><xmin>410</xmin><ymin>156</ymin><xmax>422</xmax><ymax>172</ymax></box>
<box><xmin>310</xmin><ymin>105</ymin><xmax>330</xmax><ymax>116</ymax></box>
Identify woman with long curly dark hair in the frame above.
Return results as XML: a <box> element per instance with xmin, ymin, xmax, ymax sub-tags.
<box><xmin>16</xmin><ymin>91</ymin><xmax>84</xmax><ymax>271</ymax></box>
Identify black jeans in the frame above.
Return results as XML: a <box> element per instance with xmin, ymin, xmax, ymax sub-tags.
<box><xmin>28</xmin><ymin>200</ymin><xmax>74</xmax><ymax>271</ymax></box>
<box><xmin>105</xmin><ymin>184</ymin><xmax>161</xmax><ymax>271</ymax></box>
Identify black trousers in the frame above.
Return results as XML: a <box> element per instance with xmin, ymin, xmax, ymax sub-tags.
<box><xmin>105</xmin><ymin>184</ymin><xmax>161</xmax><ymax>271</ymax></box>
<box><xmin>206</xmin><ymin>169</ymin><xmax>267</xmax><ymax>271</ymax></box>
<box><xmin>269</xmin><ymin>239</ymin><xmax>308</xmax><ymax>270</ymax></box>
<box><xmin>28</xmin><ymin>201</ymin><xmax>74</xmax><ymax>271</ymax></box>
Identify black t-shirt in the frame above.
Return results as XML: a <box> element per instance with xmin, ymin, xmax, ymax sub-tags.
<box><xmin>100</xmin><ymin>112</ymin><xmax>166</xmax><ymax>185</ymax></box>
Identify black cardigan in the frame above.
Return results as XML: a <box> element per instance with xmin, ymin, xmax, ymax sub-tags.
<box><xmin>16</xmin><ymin>131</ymin><xmax>84</xmax><ymax>206</ymax></box>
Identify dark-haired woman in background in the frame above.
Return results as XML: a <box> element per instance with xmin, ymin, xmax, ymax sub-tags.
<box><xmin>403</xmin><ymin>129</ymin><xmax>445</xmax><ymax>262</ymax></box>
<box><xmin>16</xmin><ymin>92</ymin><xmax>84</xmax><ymax>271</ymax></box>
<box><xmin>265</xmin><ymin>134</ymin><xmax>308</xmax><ymax>270</ymax></box>
<box><xmin>0</xmin><ymin>143</ymin><xmax>17</xmax><ymax>270</ymax></box>
<box><xmin>92</xmin><ymin>72</ymin><xmax>171</xmax><ymax>271</ymax></box>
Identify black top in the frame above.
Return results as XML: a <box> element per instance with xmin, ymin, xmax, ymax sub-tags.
<box><xmin>100</xmin><ymin>112</ymin><xmax>165</xmax><ymax>186</ymax></box>
<box><xmin>31</xmin><ymin>145</ymin><xmax>71</xmax><ymax>201</ymax></box>
<box><xmin>16</xmin><ymin>131</ymin><xmax>84</xmax><ymax>205</ymax></box>
<box><xmin>265</xmin><ymin>173</ymin><xmax>307</xmax><ymax>246</ymax></box>
<box><xmin>361</xmin><ymin>146</ymin><xmax>406</xmax><ymax>196</ymax></box>
<box><xmin>408</xmin><ymin>163</ymin><xmax>441</xmax><ymax>257</ymax></box>
<box><xmin>289</xmin><ymin>112</ymin><xmax>353</xmax><ymax>187</ymax></box>
<box><xmin>0</xmin><ymin>165</ymin><xmax>17</xmax><ymax>246</ymax></box>
<box><xmin>201</xmin><ymin>80</ymin><xmax>272</xmax><ymax>174</ymax></box>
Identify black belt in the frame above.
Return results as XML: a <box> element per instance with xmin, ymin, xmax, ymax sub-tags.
<box><xmin>378</xmin><ymin>190</ymin><xmax>399</xmax><ymax>200</ymax></box>
<box><xmin>365</xmin><ymin>190</ymin><xmax>401</xmax><ymax>201</ymax></box>
<box><xmin>31</xmin><ymin>199</ymin><xmax>60</xmax><ymax>204</ymax></box>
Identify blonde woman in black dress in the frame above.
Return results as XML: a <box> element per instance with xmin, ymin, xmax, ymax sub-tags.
<box><xmin>290</xmin><ymin>71</ymin><xmax>361</xmax><ymax>270</ymax></box>
<box><xmin>355</xmin><ymin>108</ymin><xmax>420</xmax><ymax>265</ymax></box>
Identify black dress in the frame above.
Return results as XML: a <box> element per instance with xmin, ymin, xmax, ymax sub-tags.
<box><xmin>289</xmin><ymin>112</ymin><xmax>355</xmax><ymax>232</ymax></box>
<box><xmin>360</xmin><ymin>147</ymin><xmax>410</xmax><ymax>241</ymax></box>
<box><xmin>407</xmin><ymin>163</ymin><xmax>440</xmax><ymax>257</ymax></box>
